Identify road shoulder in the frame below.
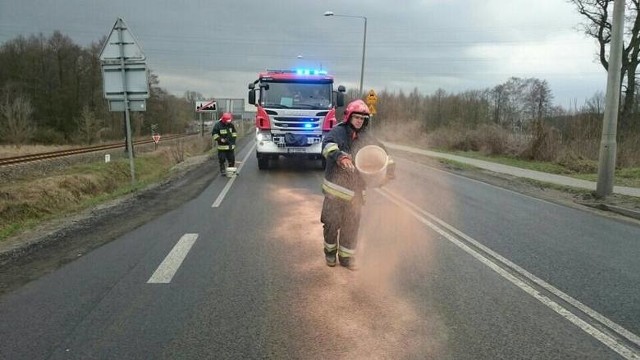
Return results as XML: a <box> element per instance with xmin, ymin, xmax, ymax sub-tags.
<box><xmin>391</xmin><ymin>149</ymin><xmax>640</xmax><ymax>225</ymax></box>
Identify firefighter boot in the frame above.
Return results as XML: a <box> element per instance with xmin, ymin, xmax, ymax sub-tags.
<box><xmin>325</xmin><ymin>254</ymin><xmax>336</xmax><ymax>267</ymax></box>
<box><xmin>339</xmin><ymin>256</ymin><xmax>358</xmax><ymax>271</ymax></box>
<box><xmin>325</xmin><ymin>251</ymin><xmax>337</xmax><ymax>267</ymax></box>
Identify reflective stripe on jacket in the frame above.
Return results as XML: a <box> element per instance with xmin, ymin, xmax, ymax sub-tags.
<box><xmin>212</xmin><ymin>120</ymin><xmax>237</xmax><ymax>151</ymax></box>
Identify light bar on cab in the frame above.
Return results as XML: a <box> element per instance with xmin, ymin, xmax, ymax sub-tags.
<box><xmin>295</xmin><ymin>68</ymin><xmax>328</xmax><ymax>75</ymax></box>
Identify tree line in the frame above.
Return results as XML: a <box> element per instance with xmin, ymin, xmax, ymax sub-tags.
<box><xmin>0</xmin><ymin>31</ymin><xmax>193</xmax><ymax>146</ymax></box>
<box><xmin>3</xmin><ymin>14</ymin><xmax>640</xmax><ymax>165</ymax></box>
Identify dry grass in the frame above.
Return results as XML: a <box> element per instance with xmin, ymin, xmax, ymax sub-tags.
<box><xmin>421</xmin><ymin>124</ymin><xmax>527</xmax><ymax>157</ymax></box>
<box><xmin>0</xmin><ymin>137</ymin><xmax>209</xmax><ymax>241</ymax></box>
<box><xmin>380</xmin><ymin>120</ymin><xmax>640</xmax><ymax>183</ymax></box>
<box><xmin>376</xmin><ymin>121</ymin><xmax>429</xmax><ymax>148</ymax></box>
<box><xmin>0</xmin><ymin>144</ymin><xmax>76</xmax><ymax>158</ymax></box>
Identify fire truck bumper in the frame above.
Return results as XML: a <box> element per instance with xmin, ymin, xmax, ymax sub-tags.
<box><xmin>256</xmin><ymin>141</ymin><xmax>323</xmax><ymax>157</ymax></box>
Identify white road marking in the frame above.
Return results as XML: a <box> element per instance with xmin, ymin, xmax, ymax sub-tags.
<box><xmin>212</xmin><ymin>143</ymin><xmax>256</xmax><ymax>208</ymax></box>
<box><xmin>378</xmin><ymin>188</ymin><xmax>640</xmax><ymax>359</ymax></box>
<box><xmin>147</xmin><ymin>233</ymin><xmax>198</xmax><ymax>284</ymax></box>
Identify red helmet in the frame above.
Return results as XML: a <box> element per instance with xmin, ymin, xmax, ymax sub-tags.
<box><xmin>220</xmin><ymin>112</ymin><xmax>233</xmax><ymax>123</ymax></box>
<box><xmin>343</xmin><ymin>99</ymin><xmax>370</xmax><ymax>122</ymax></box>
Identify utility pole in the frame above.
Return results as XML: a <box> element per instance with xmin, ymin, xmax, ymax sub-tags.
<box><xmin>596</xmin><ymin>0</ymin><xmax>625</xmax><ymax>198</ymax></box>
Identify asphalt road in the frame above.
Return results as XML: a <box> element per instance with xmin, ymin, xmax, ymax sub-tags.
<box><xmin>0</xmin><ymin>140</ymin><xmax>639</xmax><ymax>359</ymax></box>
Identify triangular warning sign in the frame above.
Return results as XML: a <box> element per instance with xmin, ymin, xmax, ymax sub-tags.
<box><xmin>99</xmin><ymin>18</ymin><xmax>146</xmax><ymax>62</ymax></box>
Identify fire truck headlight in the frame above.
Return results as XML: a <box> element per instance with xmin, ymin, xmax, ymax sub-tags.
<box><xmin>257</xmin><ymin>132</ymin><xmax>271</xmax><ymax>141</ymax></box>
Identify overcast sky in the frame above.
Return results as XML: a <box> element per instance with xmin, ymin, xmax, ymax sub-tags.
<box><xmin>0</xmin><ymin>0</ymin><xmax>606</xmax><ymax>110</ymax></box>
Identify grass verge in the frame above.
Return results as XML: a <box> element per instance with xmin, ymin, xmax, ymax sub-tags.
<box><xmin>0</xmin><ymin>138</ymin><xmax>209</xmax><ymax>243</ymax></box>
<box><xmin>435</xmin><ymin>149</ymin><xmax>640</xmax><ymax>188</ymax></box>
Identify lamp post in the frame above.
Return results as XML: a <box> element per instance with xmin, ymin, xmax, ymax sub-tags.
<box><xmin>323</xmin><ymin>11</ymin><xmax>367</xmax><ymax>96</ymax></box>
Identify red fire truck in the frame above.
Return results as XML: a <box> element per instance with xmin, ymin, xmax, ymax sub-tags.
<box><xmin>248</xmin><ymin>69</ymin><xmax>345</xmax><ymax>169</ymax></box>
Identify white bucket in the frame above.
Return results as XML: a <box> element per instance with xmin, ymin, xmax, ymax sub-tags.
<box><xmin>355</xmin><ymin>145</ymin><xmax>388</xmax><ymax>187</ymax></box>
<box><xmin>226</xmin><ymin>167</ymin><xmax>238</xmax><ymax>177</ymax></box>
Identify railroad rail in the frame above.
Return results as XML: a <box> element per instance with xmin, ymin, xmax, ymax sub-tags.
<box><xmin>0</xmin><ymin>134</ymin><xmax>189</xmax><ymax>167</ymax></box>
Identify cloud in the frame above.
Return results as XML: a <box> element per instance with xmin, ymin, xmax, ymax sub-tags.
<box><xmin>0</xmin><ymin>0</ymin><xmax>608</xmax><ymax>107</ymax></box>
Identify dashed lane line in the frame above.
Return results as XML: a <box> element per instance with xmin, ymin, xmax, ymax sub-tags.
<box><xmin>147</xmin><ymin>233</ymin><xmax>198</xmax><ymax>284</ymax></box>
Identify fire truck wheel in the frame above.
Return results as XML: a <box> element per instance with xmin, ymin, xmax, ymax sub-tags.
<box><xmin>258</xmin><ymin>156</ymin><xmax>269</xmax><ymax>170</ymax></box>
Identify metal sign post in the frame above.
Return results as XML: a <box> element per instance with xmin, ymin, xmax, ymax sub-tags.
<box><xmin>119</xmin><ymin>27</ymin><xmax>136</xmax><ymax>184</ymax></box>
<box><xmin>99</xmin><ymin>18</ymin><xmax>149</xmax><ymax>186</ymax></box>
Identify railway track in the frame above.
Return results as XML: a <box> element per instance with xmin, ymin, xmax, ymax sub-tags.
<box><xmin>0</xmin><ymin>134</ymin><xmax>189</xmax><ymax>167</ymax></box>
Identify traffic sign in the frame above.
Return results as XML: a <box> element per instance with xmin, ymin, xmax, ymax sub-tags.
<box><xmin>196</xmin><ymin>100</ymin><xmax>217</xmax><ymax>112</ymax></box>
<box><xmin>109</xmin><ymin>99</ymin><xmax>146</xmax><ymax>112</ymax></box>
<box><xmin>99</xmin><ymin>18</ymin><xmax>146</xmax><ymax>63</ymax></box>
<box><xmin>102</xmin><ymin>62</ymin><xmax>149</xmax><ymax>100</ymax></box>
<box><xmin>366</xmin><ymin>89</ymin><xmax>377</xmax><ymax>104</ymax></box>
<box><xmin>152</xmin><ymin>134</ymin><xmax>161</xmax><ymax>144</ymax></box>
<box><xmin>99</xmin><ymin>18</ymin><xmax>149</xmax><ymax>111</ymax></box>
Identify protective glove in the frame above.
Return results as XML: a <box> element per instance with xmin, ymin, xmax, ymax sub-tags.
<box><xmin>386</xmin><ymin>159</ymin><xmax>396</xmax><ymax>180</ymax></box>
<box><xmin>337</xmin><ymin>154</ymin><xmax>355</xmax><ymax>172</ymax></box>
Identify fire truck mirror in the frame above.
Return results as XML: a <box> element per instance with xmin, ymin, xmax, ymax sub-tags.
<box><xmin>336</xmin><ymin>92</ymin><xmax>345</xmax><ymax>107</ymax></box>
<box><xmin>249</xmin><ymin>90</ymin><xmax>256</xmax><ymax>105</ymax></box>
<box><xmin>248</xmin><ymin>83</ymin><xmax>255</xmax><ymax>90</ymax></box>
<box><xmin>338</xmin><ymin>85</ymin><xmax>346</xmax><ymax>93</ymax></box>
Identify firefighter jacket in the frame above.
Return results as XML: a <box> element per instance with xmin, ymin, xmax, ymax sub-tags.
<box><xmin>212</xmin><ymin>120</ymin><xmax>237</xmax><ymax>151</ymax></box>
<box><xmin>321</xmin><ymin>122</ymin><xmax>385</xmax><ymax>202</ymax></box>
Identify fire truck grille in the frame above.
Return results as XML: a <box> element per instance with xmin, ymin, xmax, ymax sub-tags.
<box><xmin>273</xmin><ymin>117</ymin><xmax>320</xmax><ymax>130</ymax></box>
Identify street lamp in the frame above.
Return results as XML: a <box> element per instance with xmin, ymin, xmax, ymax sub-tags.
<box><xmin>323</xmin><ymin>10</ymin><xmax>367</xmax><ymax>96</ymax></box>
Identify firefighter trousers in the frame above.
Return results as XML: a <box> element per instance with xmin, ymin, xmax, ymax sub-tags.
<box><xmin>320</xmin><ymin>195</ymin><xmax>362</xmax><ymax>260</ymax></box>
<box><xmin>217</xmin><ymin>150</ymin><xmax>235</xmax><ymax>172</ymax></box>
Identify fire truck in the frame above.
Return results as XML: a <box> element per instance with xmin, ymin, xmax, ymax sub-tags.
<box><xmin>248</xmin><ymin>69</ymin><xmax>345</xmax><ymax>169</ymax></box>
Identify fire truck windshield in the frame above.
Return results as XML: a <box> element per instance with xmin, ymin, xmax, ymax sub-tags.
<box><xmin>261</xmin><ymin>82</ymin><xmax>332</xmax><ymax>110</ymax></box>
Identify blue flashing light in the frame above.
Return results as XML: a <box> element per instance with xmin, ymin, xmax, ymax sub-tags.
<box><xmin>294</xmin><ymin>68</ymin><xmax>328</xmax><ymax>76</ymax></box>
<box><xmin>304</xmin><ymin>123</ymin><xmax>313</xmax><ymax>128</ymax></box>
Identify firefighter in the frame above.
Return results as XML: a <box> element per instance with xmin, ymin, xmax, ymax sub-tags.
<box><xmin>320</xmin><ymin>99</ymin><xmax>395</xmax><ymax>270</ymax></box>
<box><xmin>212</xmin><ymin>112</ymin><xmax>238</xmax><ymax>176</ymax></box>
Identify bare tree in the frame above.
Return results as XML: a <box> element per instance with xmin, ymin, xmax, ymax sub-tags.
<box><xmin>75</xmin><ymin>105</ymin><xmax>101</xmax><ymax>144</ymax></box>
<box><xmin>501</xmin><ymin>77</ymin><xmax>528</xmax><ymax>132</ymax></box>
<box><xmin>569</xmin><ymin>0</ymin><xmax>640</xmax><ymax>130</ymax></box>
<box><xmin>0</xmin><ymin>94</ymin><xmax>35</xmax><ymax>147</ymax></box>
<box><xmin>524</xmin><ymin>79</ymin><xmax>554</xmax><ymax>121</ymax></box>
<box><xmin>490</xmin><ymin>84</ymin><xmax>507</xmax><ymax>125</ymax></box>
<box><xmin>583</xmin><ymin>91</ymin><xmax>606</xmax><ymax>113</ymax></box>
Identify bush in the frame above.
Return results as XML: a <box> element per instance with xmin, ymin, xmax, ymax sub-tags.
<box><xmin>471</xmin><ymin>124</ymin><xmax>517</xmax><ymax>155</ymax></box>
<box><xmin>617</xmin><ymin>135</ymin><xmax>640</xmax><ymax>167</ymax></box>
<box><xmin>31</xmin><ymin>127</ymin><xmax>66</xmax><ymax>145</ymax></box>
<box><xmin>520</xmin><ymin>121</ymin><xmax>562</xmax><ymax>162</ymax></box>
<box><xmin>555</xmin><ymin>150</ymin><xmax>598</xmax><ymax>173</ymax></box>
